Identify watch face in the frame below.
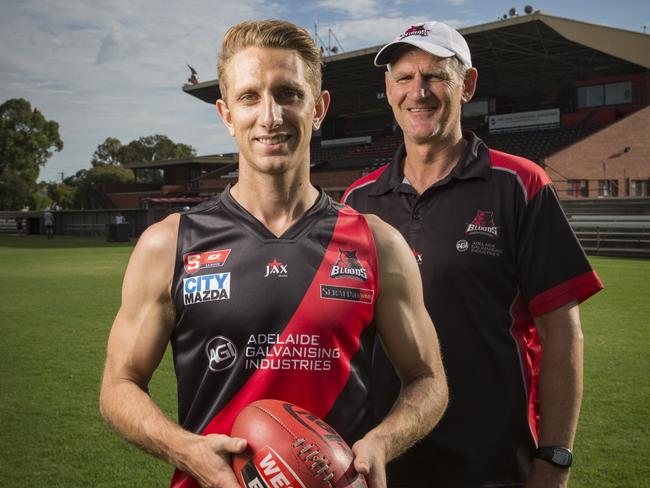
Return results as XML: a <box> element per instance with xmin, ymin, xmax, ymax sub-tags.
<box><xmin>552</xmin><ymin>448</ymin><xmax>572</xmax><ymax>466</ymax></box>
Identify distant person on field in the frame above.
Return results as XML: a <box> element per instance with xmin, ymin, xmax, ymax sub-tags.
<box><xmin>343</xmin><ymin>21</ymin><xmax>604</xmax><ymax>488</ymax></box>
<box><xmin>43</xmin><ymin>210</ymin><xmax>54</xmax><ymax>239</ymax></box>
<box><xmin>114</xmin><ymin>213</ymin><xmax>126</xmax><ymax>224</ymax></box>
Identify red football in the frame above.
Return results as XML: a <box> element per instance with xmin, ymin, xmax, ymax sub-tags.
<box><xmin>231</xmin><ymin>399</ymin><xmax>367</xmax><ymax>488</ymax></box>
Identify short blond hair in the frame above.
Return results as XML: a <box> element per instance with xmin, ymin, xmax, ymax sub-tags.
<box><xmin>217</xmin><ymin>19</ymin><xmax>322</xmax><ymax>100</ymax></box>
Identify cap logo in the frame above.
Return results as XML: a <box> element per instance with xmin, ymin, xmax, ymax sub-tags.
<box><xmin>400</xmin><ymin>24</ymin><xmax>430</xmax><ymax>39</ymax></box>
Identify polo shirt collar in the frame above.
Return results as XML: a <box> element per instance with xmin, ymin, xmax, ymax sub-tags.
<box><xmin>369</xmin><ymin>131</ymin><xmax>491</xmax><ymax>196</ymax></box>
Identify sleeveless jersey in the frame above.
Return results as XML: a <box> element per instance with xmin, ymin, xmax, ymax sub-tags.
<box><xmin>169</xmin><ymin>188</ymin><xmax>379</xmax><ymax>488</ymax></box>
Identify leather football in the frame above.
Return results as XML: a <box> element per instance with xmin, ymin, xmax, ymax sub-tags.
<box><xmin>231</xmin><ymin>399</ymin><xmax>367</xmax><ymax>488</ymax></box>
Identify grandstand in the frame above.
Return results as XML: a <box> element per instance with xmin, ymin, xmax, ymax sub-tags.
<box><xmin>182</xmin><ymin>10</ymin><xmax>649</xmax><ymax>203</ymax></box>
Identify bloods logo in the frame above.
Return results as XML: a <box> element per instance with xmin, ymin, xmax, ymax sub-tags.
<box><xmin>264</xmin><ymin>258</ymin><xmax>288</xmax><ymax>278</ymax></box>
<box><xmin>465</xmin><ymin>210</ymin><xmax>499</xmax><ymax>238</ymax></box>
<box><xmin>206</xmin><ymin>336</ymin><xmax>237</xmax><ymax>372</ymax></box>
<box><xmin>183</xmin><ymin>272</ymin><xmax>230</xmax><ymax>305</ymax></box>
<box><xmin>330</xmin><ymin>249</ymin><xmax>368</xmax><ymax>281</ymax></box>
<box><xmin>400</xmin><ymin>24</ymin><xmax>430</xmax><ymax>40</ymax></box>
<box><xmin>184</xmin><ymin>249</ymin><xmax>231</xmax><ymax>274</ymax></box>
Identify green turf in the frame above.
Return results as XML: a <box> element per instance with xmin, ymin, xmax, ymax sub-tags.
<box><xmin>0</xmin><ymin>236</ymin><xmax>175</xmax><ymax>487</ymax></box>
<box><xmin>572</xmin><ymin>257</ymin><xmax>650</xmax><ymax>487</ymax></box>
<box><xmin>0</xmin><ymin>237</ymin><xmax>647</xmax><ymax>486</ymax></box>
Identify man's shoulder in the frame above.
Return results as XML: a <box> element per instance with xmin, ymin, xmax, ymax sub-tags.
<box><xmin>342</xmin><ymin>165</ymin><xmax>390</xmax><ymax>205</ymax></box>
<box><xmin>487</xmin><ymin>149</ymin><xmax>552</xmax><ymax>204</ymax></box>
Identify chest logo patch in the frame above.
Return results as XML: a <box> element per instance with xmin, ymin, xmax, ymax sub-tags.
<box><xmin>206</xmin><ymin>336</ymin><xmax>238</xmax><ymax>372</ymax></box>
<box><xmin>264</xmin><ymin>258</ymin><xmax>288</xmax><ymax>278</ymax></box>
<box><xmin>465</xmin><ymin>210</ymin><xmax>499</xmax><ymax>238</ymax></box>
<box><xmin>183</xmin><ymin>272</ymin><xmax>231</xmax><ymax>305</ymax></box>
<box><xmin>184</xmin><ymin>249</ymin><xmax>231</xmax><ymax>274</ymax></box>
<box><xmin>330</xmin><ymin>249</ymin><xmax>368</xmax><ymax>281</ymax></box>
<box><xmin>412</xmin><ymin>248</ymin><xmax>423</xmax><ymax>265</ymax></box>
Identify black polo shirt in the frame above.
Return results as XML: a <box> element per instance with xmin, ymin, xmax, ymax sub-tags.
<box><xmin>343</xmin><ymin>132</ymin><xmax>603</xmax><ymax>487</ymax></box>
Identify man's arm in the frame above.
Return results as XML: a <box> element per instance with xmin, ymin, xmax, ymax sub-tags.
<box><xmin>99</xmin><ymin>214</ymin><xmax>245</xmax><ymax>488</ymax></box>
<box><xmin>526</xmin><ymin>301</ymin><xmax>583</xmax><ymax>488</ymax></box>
<box><xmin>352</xmin><ymin>215</ymin><xmax>448</xmax><ymax>488</ymax></box>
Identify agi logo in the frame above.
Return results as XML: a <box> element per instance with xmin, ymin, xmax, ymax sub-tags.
<box><xmin>184</xmin><ymin>249</ymin><xmax>231</xmax><ymax>274</ymax></box>
<box><xmin>206</xmin><ymin>336</ymin><xmax>237</xmax><ymax>372</ymax></box>
<box><xmin>330</xmin><ymin>249</ymin><xmax>368</xmax><ymax>281</ymax></box>
<box><xmin>465</xmin><ymin>210</ymin><xmax>499</xmax><ymax>238</ymax></box>
<box><xmin>183</xmin><ymin>272</ymin><xmax>230</xmax><ymax>305</ymax></box>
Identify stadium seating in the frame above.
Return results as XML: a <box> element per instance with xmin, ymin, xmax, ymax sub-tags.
<box><xmin>478</xmin><ymin>126</ymin><xmax>595</xmax><ymax>164</ymax></box>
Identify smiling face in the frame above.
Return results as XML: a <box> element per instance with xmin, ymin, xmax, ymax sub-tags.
<box><xmin>386</xmin><ymin>46</ymin><xmax>476</xmax><ymax>145</ymax></box>
<box><xmin>216</xmin><ymin>47</ymin><xmax>329</xmax><ymax>176</ymax></box>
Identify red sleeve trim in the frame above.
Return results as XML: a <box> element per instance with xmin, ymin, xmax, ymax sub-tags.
<box><xmin>489</xmin><ymin>149</ymin><xmax>551</xmax><ymax>203</ymax></box>
<box><xmin>341</xmin><ymin>164</ymin><xmax>389</xmax><ymax>203</ymax></box>
<box><xmin>528</xmin><ymin>271</ymin><xmax>604</xmax><ymax>317</ymax></box>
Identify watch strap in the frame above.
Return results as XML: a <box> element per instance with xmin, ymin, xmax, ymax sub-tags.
<box><xmin>535</xmin><ymin>446</ymin><xmax>573</xmax><ymax>468</ymax></box>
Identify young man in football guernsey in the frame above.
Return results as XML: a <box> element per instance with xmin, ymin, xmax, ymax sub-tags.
<box><xmin>100</xmin><ymin>20</ymin><xmax>448</xmax><ymax>488</ymax></box>
<box><xmin>343</xmin><ymin>21</ymin><xmax>604</xmax><ymax>488</ymax></box>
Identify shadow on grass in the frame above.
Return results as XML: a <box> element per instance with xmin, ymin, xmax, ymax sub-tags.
<box><xmin>0</xmin><ymin>235</ymin><xmax>135</xmax><ymax>249</ymax></box>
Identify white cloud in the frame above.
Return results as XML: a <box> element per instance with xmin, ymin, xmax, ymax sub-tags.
<box><xmin>0</xmin><ymin>0</ymin><xmax>282</xmax><ymax>181</ymax></box>
<box><xmin>315</xmin><ymin>0</ymin><xmax>379</xmax><ymax>19</ymax></box>
<box><xmin>327</xmin><ymin>16</ymin><xmax>465</xmax><ymax>50</ymax></box>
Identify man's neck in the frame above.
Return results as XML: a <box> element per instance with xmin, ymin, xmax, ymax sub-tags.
<box><xmin>230</xmin><ymin>160</ymin><xmax>319</xmax><ymax>237</ymax></box>
<box><xmin>402</xmin><ymin>132</ymin><xmax>467</xmax><ymax>195</ymax></box>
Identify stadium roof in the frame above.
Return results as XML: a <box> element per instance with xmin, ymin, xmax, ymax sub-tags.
<box><xmin>184</xmin><ymin>11</ymin><xmax>650</xmax><ymax>116</ymax></box>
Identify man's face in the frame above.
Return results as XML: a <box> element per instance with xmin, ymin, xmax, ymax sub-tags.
<box><xmin>385</xmin><ymin>47</ymin><xmax>476</xmax><ymax>144</ymax></box>
<box><xmin>216</xmin><ymin>47</ymin><xmax>329</xmax><ymax>176</ymax></box>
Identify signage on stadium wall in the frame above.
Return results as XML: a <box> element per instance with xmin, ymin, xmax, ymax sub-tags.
<box><xmin>489</xmin><ymin>108</ymin><xmax>560</xmax><ymax>132</ymax></box>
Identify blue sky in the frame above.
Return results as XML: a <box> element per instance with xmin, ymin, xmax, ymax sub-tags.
<box><xmin>0</xmin><ymin>0</ymin><xmax>648</xmax><ymax>183</ymax></box>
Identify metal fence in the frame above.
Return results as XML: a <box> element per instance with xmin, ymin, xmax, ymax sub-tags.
<box><xmin>568</xmin><ymin>215</ymin><xmax>650</xmax><ymax>258</ymax></box>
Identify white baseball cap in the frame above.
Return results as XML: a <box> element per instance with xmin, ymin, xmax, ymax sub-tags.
<box><xmin>374</xmin><ymin>21</ymin><xmax>472</xmax><ymax>69</ymax></box>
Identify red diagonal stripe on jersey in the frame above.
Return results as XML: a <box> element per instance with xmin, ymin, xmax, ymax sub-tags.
<box><xmin>509</xmin><ymin>292</ymin><xmax>540</xmax><ymax>446</ymax></box>
<box><xmin>171</xmin><ymin>209</ymin><xmax>377</xmax><ymax>488</ymax></box>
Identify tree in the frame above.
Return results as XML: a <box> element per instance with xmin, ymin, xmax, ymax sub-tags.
<box><xmin>0</xmin><ymin>98</ymin><xmax>63</xmax><ymax>210</ymax></box>
<box><xmin>46</xmin><ymin>181</ymin><xmax>77</xmax><ymax>209</ymax></box>
<box><xmin>117</xmin><ymin>134</ymin><xmax>195</xmax><ymax>184</ymax></box>
<box><xmin>119</xmin><ymin>134</ymin><xmax>195</xmax><ymax>163</ymax></box>
<box><xmin>91</xmin><ymin>137</ymin><xmax>123</xmax><ymax>166</ymax></box>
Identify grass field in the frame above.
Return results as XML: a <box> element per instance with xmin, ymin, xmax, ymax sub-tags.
<box><xmin>0</xmin><ymin>236</ymin><xmax>648</xmax><ymax>487</ymax></box>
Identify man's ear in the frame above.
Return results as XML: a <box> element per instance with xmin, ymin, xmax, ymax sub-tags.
<box><xmin>312</xmin><ymin>90</ymin><xmax>331</xmax><ymax>130</ymax></box>
<box><xmin>461</xmin><ymin>68</ymin><xmax>478</xmax><ymax>104</ymax></box>
<box><xmin>216</xmin><ymin>99</ymin><xmax>235</xmax><ymax>136</ymax></box>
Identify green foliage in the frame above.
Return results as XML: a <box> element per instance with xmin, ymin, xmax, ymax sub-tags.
<box><xmin>91</xmin><ymin>137</ymin><xmax>123</xmax><ymax>167</ymax></box>
<box><xmin>47</xmin><ymin>134</ymin><xmax>195</xmax><ymax>209</ymax></box>
<box><xmin>118</xmin><ymin>134</ymin><xmax>196</xmax><ymax>165</ymax></box>
<box><xmin>46</xmin><ymin>181</ymin><xmax>76</xmax><ymax>209</ymax></box>
<box><xmin>0</xmin><ymin>98</ymin><xmax>63</xmax><ymax>210</ymax></box>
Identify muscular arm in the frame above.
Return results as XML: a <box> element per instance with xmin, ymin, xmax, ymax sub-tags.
<box><xmin>352</xmin><ymin>215</ymin><xmax>448</xmax><ymax>487</ymax></box>
<box><xmin>526</xmin><ymin>301</ymin><xmax>583</xmax><ymax>488</ymax></box>
<box><xmin>99</xmin><ymin>215</ymin><xmax>244</xmax><ymax>488</ymax></box>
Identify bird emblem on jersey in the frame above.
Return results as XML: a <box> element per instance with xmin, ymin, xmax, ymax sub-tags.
<box><xmin>465</xmin><ymin>210</ymin><xmax>499</xmax><ymax>238</ymax></box>
<box><xmin>330</xmin><ymin>249</ymin><xmax>368</xmax><ymax>281</ymax></box>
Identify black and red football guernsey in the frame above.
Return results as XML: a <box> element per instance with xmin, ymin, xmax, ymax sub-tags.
<box><xmin>343</xmin><ymin>132</ymin><xmax>603</xmax><ymax>487</ymax></box>
<box><xmin>169</xmin><ymin>187</ymin><xmax>378</xmax><ymax>488</ymax></box>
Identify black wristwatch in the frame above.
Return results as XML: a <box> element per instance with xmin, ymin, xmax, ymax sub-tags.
<box><xmin>535</xmin><ymin>446</ymin><xmax>573</xmax><ymax>468</ymax></box>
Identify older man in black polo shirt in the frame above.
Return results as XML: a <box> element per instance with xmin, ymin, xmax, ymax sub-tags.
<box><xmin>343</xmin><ymin>21</ymin><xmax>603</xmax><ymax>488</ymax></box>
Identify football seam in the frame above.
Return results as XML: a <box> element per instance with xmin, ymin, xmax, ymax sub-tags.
<box><xmin>251</xmin><ymin>404</ymin><xmax>298</xmax><ymax>439</ymax></box>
